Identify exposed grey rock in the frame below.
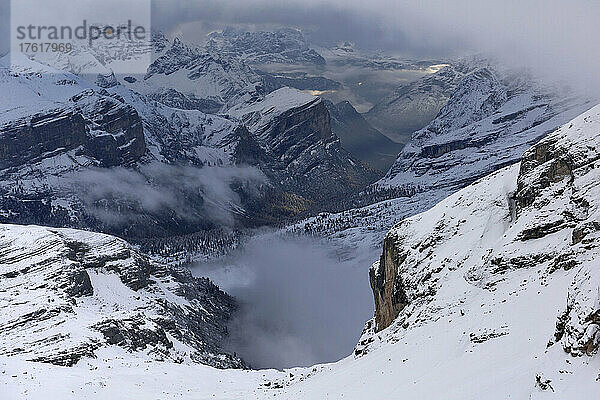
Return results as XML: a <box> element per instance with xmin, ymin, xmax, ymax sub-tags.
<box><xmin>369</xmin><ymin>231</ymin><xmax>409</xmax><ymax>330</ymax></box>
<box><xmin>230</xmin><ymin>88</ymin><xmax>379</xmax><ymax>204</ymax></box>
<box><xmin>368</xmin><ymin>103</ymin><xmax>600</xmax><ymax>355</ymax></box>
<box><xmin>377</xmin><ymin>62</ymin><xmax>592</xmax><ymax>193</ymax></box>
<box><xmin>364</xmin><ymin>62</ymin><xmax>467</xmax><ymax>143</ymax></box>
<box><xmin>0</xmin><ymin>89</ymin><xmax>145</xmax><ymax>170</ymax></box>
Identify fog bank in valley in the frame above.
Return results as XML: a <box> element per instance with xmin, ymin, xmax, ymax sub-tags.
<box><xmin>192</xmin><ymin>234</ymin><xmax>375</xmax><ymax>369</ymax></box>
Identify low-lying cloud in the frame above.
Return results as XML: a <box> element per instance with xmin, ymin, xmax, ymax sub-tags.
<box><xmin>69</xmin><ymin>163</ymin><xmax>265</xmax><ymax>227</ymax></box>
<box><xmin>192</xmin><ymin>233</ymin><xmax>375</xmax><ymax>370</ymax></box>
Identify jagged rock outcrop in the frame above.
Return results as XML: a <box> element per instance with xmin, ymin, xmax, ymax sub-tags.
<box><xmin>131</xmin><ymin>37</ymin><xmax>263</xmax><ymax>111</ymax></box>
<box><xmin>0</xmin><ymin>224</ymin><xmax>243</xmax><ymax>368</ymax></box>
<box><xmin>369</xmin><ymin>231</ymin><xmax>409</xmax><ymax>329</ymax></box>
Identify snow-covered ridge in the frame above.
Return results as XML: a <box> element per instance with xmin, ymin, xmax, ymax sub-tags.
<box><xmin>0</xmin><ymin>223</ymin><xmax>243</xmax><ymax>368</ymax></box>
<box><xmin>1</xmin><ymin>73</ymin><xmax>598</xmax><ymax>400</ymax></box>
<box><xmin>226</xmin><ymin>86</ymin><xmax>378</xmax><ymax>202</ymax></box>
<box><xmin>130</xmin><ymin>37</ymin><xmax>262</xmax><ymax>110</ymax></box>
<box><xmin>0</xmin><ymin>50</ymin><xmax>375</xmax><ymax>238</ymax></box>
<box><xmin>288</xmin><ymin>63</ymin><xmax>593</xmax><ymax>262</ymax></box>
<box><xmin>364</xmin><ymin>61</ymin><xmax>467</xmax><ymax>142</ymax></box>
<box><xmin>227</xmin><ymin>87</ymin><xmax>319</xmax><ymax>140</ymax></box>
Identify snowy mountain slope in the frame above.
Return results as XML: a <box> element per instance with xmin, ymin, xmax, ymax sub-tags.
<box><xmin>123</xmin><ymin>37</ymin><xmax>263</xmax><ymax>112</ymax></box>
<box><xmin>0</xmin><ymin>223</ymin><xmax>243</xmax><ymax>369</ymax></box>
<box><xmin>109</xmin><ymin>86</ymin><xmax>244</xmax><ymax>166</ymax></box>
<box><xmin>0</xmin><ymin>355</ymin><xmax>271</xmax><ymax>400</ymax></box>
<box><xmin>227</xmin><ymin>87</ymin><xmax>378</xmax><ymax>201</ymax></box>
<box><xmin>348</xmin><ymin>104</ymin><xmax>600</xmax><ymax>397</ymax></box>
<box><xmin>378</xmin><ymin>66</ymin><xmax>592</xmax><ymax>191</ymax></box>
<box><xmin>0</xmin><ymin>49</ymin><xmax>377</xmax><ymax>238</ymax></box>
<box><xmin>261</xmin><ymin>102</ymin><xmax>600</xmax><ymax>399</ymax></box>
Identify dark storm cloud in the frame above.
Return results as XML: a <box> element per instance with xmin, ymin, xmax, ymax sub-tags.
<box><xmin>4</xmin><ymin>0</ymin><xmax>598</xmax><ymax>90</ymax></box>
<box><xmin>151</xmin><ymin>0</ymin><xmax>448</xmax><ymax>56</ymax></box>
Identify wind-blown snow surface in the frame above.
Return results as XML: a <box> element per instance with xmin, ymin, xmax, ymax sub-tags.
<box><xmin>2</xmin><ymin>106</ymin><xmax>598</xmax><ymax>400</ymax></box>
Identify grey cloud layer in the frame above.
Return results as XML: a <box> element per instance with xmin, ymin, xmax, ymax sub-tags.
<box><xmin>153</xmin><ymin>0</ymin><xmax>600</xmax><ymax>94</ymax></box>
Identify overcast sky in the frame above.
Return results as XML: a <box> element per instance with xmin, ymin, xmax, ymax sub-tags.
<box><xmin>151</xmin><ymin>0</ymin><xmax>600</xmax><ymax>94</ymax></box>
<box><xmin>2</xmin><ymin>0</ymin><xmax>599</xmax><ymax>93</ymax></box>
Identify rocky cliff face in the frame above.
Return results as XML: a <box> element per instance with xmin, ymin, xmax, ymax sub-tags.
<box><xmin>73</xmin><ymin>90</ymin><xmax>146</xmax><ymax>167</ymax></box>
<box><xmin>377</xmin><ymin>64</ymin><xmax>592</xmax><ymax>192</ymax></box>
<box><xmin>289</xmin><ymin>63</ymin><xmax>593</xmax><ymax>264</ymax></box>
<box><xmin>0</xmin><ymin>223</ymin><xmax>243</xmax><ymax>368</ymax></box>
<box><xmin>369</xmin><ymin>231</ymin><xmax>409</xmax><ymax>329</ymax></box>
<box><xmin>0</xmin><ymin>44</ymin><xmax>378</xmax><ymax>240</ymax></box>
<box><xmin>0</xmin><ymin>87</ymin><xmax>145</xmax><ymax>170</ymax></box>
<box><xmin>349</xmin><ymin>104</ymin><xmax>600</xmax><ymax>397</ymax></box>
<box><xmin>0</xmin><ymin>111</ymin><xmax>87</xmax><ymax>170</ymax></box>
<box><xmin>364</xmin><ymin>62</ymin><xmax>466</xmax><ymax>143</ymax></box>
